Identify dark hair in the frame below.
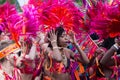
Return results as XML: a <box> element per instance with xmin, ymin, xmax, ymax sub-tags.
<box><xmin>101</xmin><ymin>37</ymin><xmax>115</xmax><ymax>49</ymax></box>
<box><xmin>90</xmin><ymin>32</ymin><xmax>99</xmax><ymax>40</ymax></box>
<box><xmin>116</xmin><ymin>35</ymin><xmax>120</xmax><ymax>39</ymax></box>
<box><xmin>0</xmin><ymin>30</ymin><xmax>2</xmax><ymax>35</ymax></box>
<box><xmin>48</xmin><ymin>26</ymin><xmax>65</xmax><ymax>48</ymax></box>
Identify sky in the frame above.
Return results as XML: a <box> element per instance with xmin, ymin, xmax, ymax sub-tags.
<box><xmin>17</xmin><ymin>0</ymin><xmax>29</xmax><ymax>6</ymax></box>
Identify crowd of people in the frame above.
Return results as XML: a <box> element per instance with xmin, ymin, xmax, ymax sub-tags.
<box><xmin>0</xmin><ymin>26</ymin><xmax>119</xmax><ymax>80</ymax></box>
<box><xmin>0</xmin><ymin>0</ymin><xmax>120</xmax><ymax>80</ymax></box>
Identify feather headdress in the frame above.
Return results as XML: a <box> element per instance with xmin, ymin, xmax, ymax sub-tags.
<box><xmin>22</xmin><ymin>4</ymin><xmax>40</xmax><ymax>36</ymax></box>
<box><xmin>86</xmin><ymin>0</ymin><xmax>120</xmax><ymax>38</ymax></box>
<box><xmin>0</xmin><ymin>2</ymin><xmax>18</xmax><ymax>31</ymax></box>
<box><xmin>0</xmin><ymin>2</ymin><xmax>22</xmax><ymax>46</ymax></box>
<box><xmin>37</xmin><ymin>0</ymin><xmax>84</xmax><ymax>34</ymax></box>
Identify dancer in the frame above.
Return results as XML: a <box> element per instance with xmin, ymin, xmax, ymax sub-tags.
<box><xmin>43</xmin><ymin>26</ymin><xmax>89</xmax><ymax>80</ymax></box>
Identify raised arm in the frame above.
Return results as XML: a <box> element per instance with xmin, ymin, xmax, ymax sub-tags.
<box><xmin>100</xmin><ymin>44</ymin><xmax>119</xmax><ymax>65</ymax></box>
<box><xmin>100</xmin><ymin>37</ymin><xmax>120</xmax><ymax>65</ymax></box>
<box><xmin>68</xmin><ymin>31</ymin><xmax>89</xmax><ymax>64</ymax></box>
<box><xmin>46</xmin><ymin>30</ymin><xmax>63</xmax><ymax>61</ymax></box>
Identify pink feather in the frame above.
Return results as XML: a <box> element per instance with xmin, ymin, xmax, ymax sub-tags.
<box><xmin>22</xmin><ymin>4</ymin><xmax>40</xmax><ymax>36</ymax></box>
<box><xmin>86</xmin><ymin>0</ymin><xmax>120</xmax><ymax>38</ymax></box>
<box><xmin>37</xmin><ymin>0</ymin><xmax>85</xmax><ymax>35</ymax></box>
<box><xmin>0</xmin><ymin>2</ymin><xmax>18</xmax><ymax>31</ymax></box>
<box><xmin>0</xmin><ymin>2</ymin><xmax>22</xmax><ymax>46</ymax></box>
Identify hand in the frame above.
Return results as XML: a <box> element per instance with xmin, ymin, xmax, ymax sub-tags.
<box><xmin>31</xmin><ymin>37</ymin><xmax>40</xmax><ymax>45</ymax></box>
<box><xmin>36</xmin><ymin>36</ymin><xmax>41</xmax><ymax>43</ymax></box>
<box><xmin>47</xmin><ymin>29</ymin><xmax>57</xmax><ymax>44</ymax></box>
<box><xmin>68</xmin><ymin>31</ymin><xmax>77</xmax><ymax>44</ymax></box>
<box><xmin>113</xmin><ymin>43</ymin><xmax>120</xmax><ymax>50</ymax></box>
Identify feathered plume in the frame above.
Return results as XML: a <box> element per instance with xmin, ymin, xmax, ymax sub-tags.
<box><xmin>37</xmin><ymin>0</ymin><xmax>84</xmax><ymax>34</ymax></box>
<box><xmin>22</xmin><ymin>4</ymin><xmax>40</xmax><ymax>36</ymax></box>
<box><xmin>7</xmin><ymin>14</ymin><xmax>22</xmax><ymax>47</ymax></box>
<box><xmin>28</xmin><ymin>0</ymin><xmax>42</xmax><ymax>7</ymax></box>
<box><xmin>0</xmin><ymin>2</ymin><xmax>22</xmax><ymax>46</ymax></box>
<box><xmin>86</xmin><ymin>0</ymin><xmax>120</xmax><ymax>38</ymax></box>
<box><xmin>0</xmin><ymin>2</ymin><xmax>18</xmax><ymax>30</ymax></box>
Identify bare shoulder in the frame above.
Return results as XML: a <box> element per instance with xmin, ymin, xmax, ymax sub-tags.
<box><xmin>45</xmin><ymin>47</ymin><xmax>55</xmax><ymax>58</ymax></box>
<box><xmin>64</xmin><ymin>48</ymin><xmax>75</xmax><ymax>56</ymax></box>
<box><xmin>64</xmin><ymin>48</ymin><xmax>73</xmax><ymax>52</ymax></box>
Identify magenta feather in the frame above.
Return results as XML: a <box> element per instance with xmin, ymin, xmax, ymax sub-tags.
<box><xmin>0</xmin><ymin>2</ymin><xmax>22</xmax><ymax>46</ymax></box>
<box><xmin>0</xmin><ymin>2</ymin><xmax>18</xmax><ymax>31</ymax></box>
<box><xmin>22</xmin><ymin>4</ymin><xmax>40</xmax><ymax>36</ymax></box>
<box><xmin>36</xmin><ymin>0</ymin><xmax>85</xmax><ymax>35</ymax></box>
<box><xmin>86</xmin><ymin>0</ymin><xmax>120</xmax><ymax>38</ymax></box>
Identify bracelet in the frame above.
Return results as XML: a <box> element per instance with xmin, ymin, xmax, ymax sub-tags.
<box><xmin>51</xmin><ymin>40</ymin><xmax>57</xmax><ymax>43</ymax></box>
<box><xmin>33</xmin><ymin>42</ymin><xmax>38</xmax><ymax>46</ymax></box>
<box><xmin>113</xmin><ymin>44</ymin><xmax>119</xmax><ymax>50</ymax></box>
<box><xmin>53</xmin><ymin>47</ymin><xmax>59</xmax><ymax>49</ymax></box>
<box><xmin>74</xmin><ymin>43</ymin><xmax>79</xmax><ymax>47</ymax></box>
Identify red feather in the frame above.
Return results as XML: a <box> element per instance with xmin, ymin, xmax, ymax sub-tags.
<box><xmin>38</xmin><ymin>0</ymin><xmax>84</xmax><ymax>34</ymax></box>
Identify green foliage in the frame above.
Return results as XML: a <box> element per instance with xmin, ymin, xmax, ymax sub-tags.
<box><xmin>0</xmin><ymin>0</ymin><xmax>6</xmax><ymax>4</ymax></box>
<box><xmin>75</xmin><ymin>0</ymin><xmax>83</xmax><ymax>6</ymax></box>
<box><xmin>0</xmin><ymin>0</ymin><xmax>16</xmax><ymax>5</ymax></box>
<box><xmin>9</xmin><ymin>0</ymin><xmax>16</xmax><ymax>4</ymax></box>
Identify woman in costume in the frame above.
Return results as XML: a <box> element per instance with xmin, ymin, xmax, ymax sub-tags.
<box><xmin>88</xmin><ymin>36</ymin><xmax>120</xmax><ymax>80</ymax></box>
<box><xmin>42</xmin><ymin>26</ymin><xmax>89</xmax><ymax>80</ymax></box>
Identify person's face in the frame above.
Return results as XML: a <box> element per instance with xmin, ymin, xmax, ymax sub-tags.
<box><xmin>115</xmin><ymin>36</ymin><xmax>120</xmax><ymax>45</ymax></box>
<box><xmin>58</xmin><ymin>32</ymin><xmax>69</xmax><ymax>47</ymax></box>
<box><xmin>117</xmin><ymin>36</ymin><xmax>120</xmax><ymax>45</ymax></box>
